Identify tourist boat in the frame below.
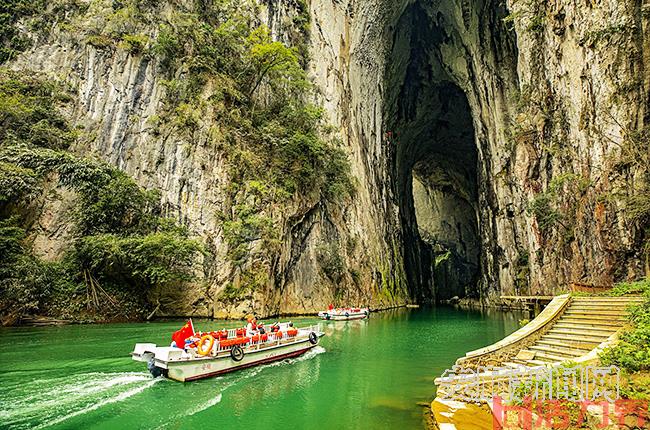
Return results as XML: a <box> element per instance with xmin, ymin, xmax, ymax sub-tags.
<box><xmin>318</xmin><ymin>307</ymin><xmax>370</xmax><ymax>321</ymax></box>
<box><xmin>131</xmin><ymin>322</ymin><xmax>324</xmax><ymax>382</ymax></box>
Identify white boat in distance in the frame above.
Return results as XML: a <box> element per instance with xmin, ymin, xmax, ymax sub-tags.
<box><xmin>318</xmin><ymin>307</ymin><xmax>370</xmax><ymax>321</ymax></box>
<box><xmin>132</xmin><ymin>322</ymin><xmax>324</xmax><ymax>382</ymax></box>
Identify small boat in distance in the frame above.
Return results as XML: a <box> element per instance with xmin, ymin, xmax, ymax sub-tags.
<box><xmin>318</xmin><ymin>306</ymin><xmax>370</xmax><ymax>321</ymax></box>
<box><xmin>132</xmin><ymin>320</ymin><xmax>324</xmax><ymax>382</ymax></box>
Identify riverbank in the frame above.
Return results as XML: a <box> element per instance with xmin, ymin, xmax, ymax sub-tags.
<box><xmin>4</xmin><ymin>302</ymin><xmax>420</xmax><ymax>327</ymax></box>
<box><xmin>4</xmin><ymin>298</ymin><xmax>535</xmax><ymax>327</ymax></box>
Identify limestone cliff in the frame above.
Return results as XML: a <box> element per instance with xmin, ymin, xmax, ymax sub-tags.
<box><xmin>308</xmin><ymin>0</ymin><xmax>649</xmax><ymax>303</ymax></box>
<box><xmin>4</xmin><ymin>0</ymin><xmax>649</xmax><ymax>317</ymax></box>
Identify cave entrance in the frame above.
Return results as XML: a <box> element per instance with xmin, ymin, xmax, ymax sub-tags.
<box><xmin>386</xmin><ymin>2</ymin><xmax>480</xmax><ymax>303</ymax></box>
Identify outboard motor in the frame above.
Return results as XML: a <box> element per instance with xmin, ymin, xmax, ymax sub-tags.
<box><xmin>147</xmin><ymin>356</ymin><xmax>167</xmax><ymax>378</ymax></box>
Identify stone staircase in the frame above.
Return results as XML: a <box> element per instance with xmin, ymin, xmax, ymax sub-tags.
<box><xmin>504</xmin><ymin>296</ymin><xmax>644</xmax><ymax>368</ymax></box>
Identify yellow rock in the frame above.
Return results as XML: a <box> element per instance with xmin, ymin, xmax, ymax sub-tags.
<box><xmin>431</xmin><ymin>398</ymin><xmax>493</xmax><ymax>430</ymax></box>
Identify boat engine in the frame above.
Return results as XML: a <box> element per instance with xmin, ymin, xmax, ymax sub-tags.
<box><xmin>147</xmin><ymin>357</ymin><xmax>168</xmax><ymax>378</ymax></box>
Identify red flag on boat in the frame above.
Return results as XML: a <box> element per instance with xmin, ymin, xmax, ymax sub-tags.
<box><xmin>172</xmin><ymin>319</ymin><xmax>195</xmax><ymax>348</ymax></box>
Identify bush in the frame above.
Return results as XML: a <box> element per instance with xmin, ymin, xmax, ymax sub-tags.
<box><xmin>73</xmin><ymin>172</ymin><xmax>160</xmax><ymax>236</ymax></box>
<box><xmin>600</xmin><ymin>278</ymin><xmax>650</xmax><ymax>372</ymax></box>
<box><xmin>0</xmin><ymin>70</ymin><xmax>77</xmax><ymax>149</ymax></box>
<box><xmin>222</xmin><ymin>207</ymin><xmax>276</xmax><ymax>266</ymax></box>
<box><xmin>0</xmin><ymin>217</ymin><xmax>73</xmax><ymax>316</ymax></box>
<box><xmin>0</xmin><ymin>0</ymin><xmax>45</xmax><ymax>63</ymax></box>
<box><xmin>70</xmin><ymin>231</ymin><xmax>203</xmax><ymax>288</ymax></box>
<box><xmin>117</xmin><ymin>33</ymin><xmax>149</xmax><ymax>53</ymax></box>
<box><xmin>0</xmin><ymin>73</ymin><xmax>205</xmax><ymax>320</ymax></box>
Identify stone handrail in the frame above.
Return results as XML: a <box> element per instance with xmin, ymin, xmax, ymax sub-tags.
<box><xmin>457</xmin><ymin>294</ymin><xmax>571</xmax><ymax>366</ymax></box>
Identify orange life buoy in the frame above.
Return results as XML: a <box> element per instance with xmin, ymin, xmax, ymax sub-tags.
<box><xmin>197</xmin><ymin>334</ymin><xmax>215</xmax><ymax>356</ymax></box>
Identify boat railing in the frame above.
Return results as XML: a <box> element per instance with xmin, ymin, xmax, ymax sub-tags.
<box><xmin>210</xmin><ymin>323</ymin><xmax>321</xmax><ymax>354</ymax></box>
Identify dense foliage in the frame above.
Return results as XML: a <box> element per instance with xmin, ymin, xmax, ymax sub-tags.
<box><xmin>0</xmin><ymin>70</ymin><xmax>77</xmax><ymax>149</ymax></box>
<box><xmin>0</xmin><ymin>72</ymin><xmax>203</xmax><ymax>321</ymax></box>
<box><xmin>0</xmin><ymin>217</ymin><xmax>71</xmax><ymax>316</ymax></box>
<box><xmin>0</xmin><ymin>0</ymin><xmax>43</xmax><ymax>63</ymax></box>
<box><xmin>600</xmin><ymin>278</ymin><xmax>650</xmax><ymax>372</ymax></box>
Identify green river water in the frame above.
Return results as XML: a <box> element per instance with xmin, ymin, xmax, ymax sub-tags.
<box><xmin>0</xmin><ymin>307</ymin><xmax>523</xmax><ymax>429</ymax></box>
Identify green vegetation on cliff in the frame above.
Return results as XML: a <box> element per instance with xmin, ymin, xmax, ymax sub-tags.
<box><xmin>0</xmin><ymin>0</ymin><xmax>356</xmax><ymax>315</ymax></box>
<box><xmin>0</xmin><ymin>71</ymin><xmax>202</xmax><ymax>322</ymax></box>
<box><xmin>114</xmin><ymin>0</ymin><xmax>353</xmax><ymax>299</ymax></box>
<box><xmin>146</xmin><ymin>0</ymin><xmax>353</xmax><ymax>202</ymax></box>
<box><xmin>0</xmin><ymin>0</ymin><xmax>43</xmax><ymax>63</ymax></box>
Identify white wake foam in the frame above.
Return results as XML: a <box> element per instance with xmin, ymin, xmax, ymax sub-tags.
<box><xmin>186</xmin><ymin>393</ymin><xmax>223</xmax><ymax>417</ymax></box>
<box><xmin>1</xmin><ymin>372</ymin><xmax>159</xmax><ymax>429</ymax></box>
<box><xmin>35</xmin><ymin>378</ymin><xmax>161</xmax><ymax>429</ymax></box>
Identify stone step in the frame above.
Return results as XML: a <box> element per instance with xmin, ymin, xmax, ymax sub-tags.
<box><xmin>510</xmin><ymin>350</ymin><xmax>550</xmax><ymax>365</ymax></box>
<box><xmin>534</xmin><ymin>351</ymin><xmax>573</xmax><ymax>363</ymax></box>
<box><xmin>571</xmin><ymin>298</ymin><xmax>644</xmax><ymax>304</ymax></box>
<box><xmin>541</xmin><ymin>333</ymin><xmax>608</xmax><ymax>345</ymax></box>
<box><xmin>536</xmin><ymin>339</ymin><xmax>596</xmax><ymax>352</ymax></box>
<box><xmin>529</xmin><ymin>344</ymin><xmax>586</xmax><ymax>358</ymax></box>
<box><xmin>566</xmin><ymin>303</ymin><xmax>634</xmax><ymax>309</ymax></box>
<box><xmin>564</xmin><ymin>310</ymin><xmax>626</xmax><ymax>317</ymax></box>
<box><xmin>503</xmin><ymin>361</ymin><xmax>525</xmax><ymax>369</ymax></box>
<box><xmin>546</xmin><ymin>327</ymin><xmax>613</xmax><ymax>338</ymax></box>
<box><xmin>567</xmin><ymin>306</ymin><xmax>632</xmax><ymax>314</ymax></box>
<box><xmin>558</xmin><ymin>319</ymin><xmax>624</xmax><ymax>329</ymax></box>
<box><xmin>558</xmin><ymin>315</ymin><xmax>626</xmax><ymax>326</ymax></box>
<box><xmin>568</xmin><ymin>302</ymin><xmax>636</xmax><ymax>310</ymax></box>
<box><xmin>525</xmin><ymin>359</ymin><xmax>550</xmax><ymax>367</ymax></box>
<box><xmin>553</xmin><ymin>322</ymin><xmax>621</xmax><ymax>331</ymax></box>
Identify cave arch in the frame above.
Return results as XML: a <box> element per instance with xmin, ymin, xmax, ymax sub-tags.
<box><xmin>385</xmin><ymin>2</ymin><xmax>480</xmax><ymax>303</ymax></box>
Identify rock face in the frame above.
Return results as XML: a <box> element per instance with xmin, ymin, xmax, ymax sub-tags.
<box><xmin>11</xmin><ymin>0</ymin><xmax>649</xmax><ymax>315</ymax></box>
<box><xmin>309</xmin><ymin>0</ymin><xmax>648</xmax><ymax>303</ymax></box>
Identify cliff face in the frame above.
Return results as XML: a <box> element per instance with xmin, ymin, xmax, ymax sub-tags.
<box><xmin>310</xmin><ymin>0</ymin><xmax>648</xmax><ymax>304</ymax></box>
<box><xmin>7</xmin><ymin>0</ymin><xmax>649</xmax><ymax>316</ymax></box>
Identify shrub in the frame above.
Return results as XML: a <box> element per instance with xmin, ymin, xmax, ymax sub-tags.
<box><xmin>0</xmin><ymin>72</ymin><xmax>205</xmax><ymax>319</ymax></box>
<box><xmin>0</xmin><ymin>70</ymin><xmax>77</xmax><ymax>149</ymax></box>
<box><xmin>0</xmin><ymin>217</ymin><xmax>73</xmax><ymax>316</ymax></box>
<box><xmin>0</xmin><ymin>0</ymin><xmax>45</xmax><ymax>63</ymax></box>
<box><xmin>70</xmin><ymin>231</ymin><xmax>203</xmax><ymax>288</ymax></box>
<box><xmin>117</xmin><ymin>33</ymin><xmax>149</xmax><ymax>53</ymax></box>
<box><xmin>222</xmin><ymin>207</ymin><xmax>276</xmax><ymax>266</ymax></box>
<box><xmin>600</xmin><ymin>279</ymin><xmax>650</xmax><ymax>372</ymax></box>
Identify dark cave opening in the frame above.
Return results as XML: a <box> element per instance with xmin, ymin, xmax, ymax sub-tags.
<box><xmin>385</xmin><ymin>2</ymin><xmax>480</xmax><ymax>303</ymax></box>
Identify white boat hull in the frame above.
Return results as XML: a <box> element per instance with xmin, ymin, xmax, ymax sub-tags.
<box><xmin>132</xmin><ymin>324</ymin><xmax>323</xmax><ymax>382</ymax></box>
<box><xmin>318</xmin><ymin>309</ymin><xmax>369</xmax><ymax>321</ymax></box>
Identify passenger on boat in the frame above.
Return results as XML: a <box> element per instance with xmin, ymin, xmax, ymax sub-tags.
<box><xmin>246</xmin><ymin>315</ymin><xmax>258</xmax><ymax>337</ymax></box>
